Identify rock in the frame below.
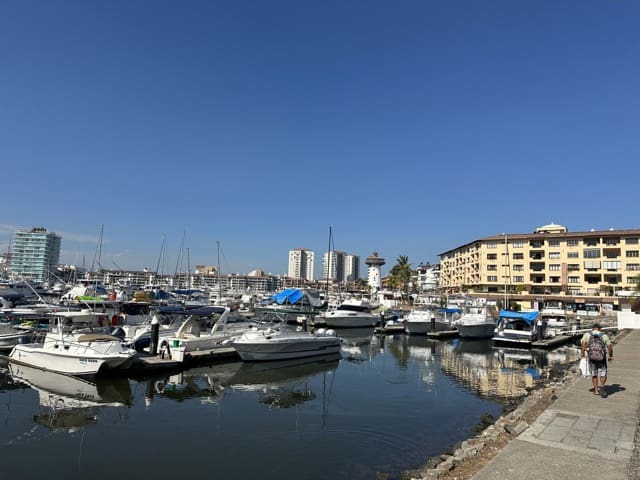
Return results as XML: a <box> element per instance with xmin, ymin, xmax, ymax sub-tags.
<box><xmin>504</xmin><ymin>421</ymin><xmax>529</xmax><ymax>436</ymax></box>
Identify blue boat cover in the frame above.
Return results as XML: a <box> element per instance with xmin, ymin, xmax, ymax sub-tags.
<box><xmin>438</xmin><ymin>308</ymin><xmax>462</xmax><ymax>314</ymax></box>
<box><xmin>498</xmin><ymin>309</ymin><xmax>539</xmax><ymax>324</ymax></box>
<box><xmin>271</xmin><ymin>288</ymin><xmax>304</xmax><ymax>305</ymax></box>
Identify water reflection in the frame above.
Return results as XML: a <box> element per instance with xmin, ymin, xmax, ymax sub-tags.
<box><xmin>439</xmin><ymin>339</ymin><xmax>581</xmax><ymax>399</ymax></box>
<box><xmin>8</xmin><ymin>363</ymin><xmax>133</xmax><ymax>431</ymax></box>
<box><xmin>149</xmin><ymin>353</ymin><xmax>341</xmax><ymax>409</ymax></box>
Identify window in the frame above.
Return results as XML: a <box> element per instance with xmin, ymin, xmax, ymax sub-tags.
<box><xmin>603</xmin><ymin>261</ymin><xmax>621</xmax><ymax>270</ymax></box>
<box><xmin>548</xmin><ymin>240</ymin><xmax>560</xmax><ymax>247</ymax></box>
<box><xmin>583</xmin><ymin>249</ymin><xmax>601</xmax><ymax>258</ymax></box>
<box><xmin>512</xmin><ymin>241</ymin><xmax>524</xmax><ymax>248</ymax></box>
<box><xmin>626</xmin><ymin>250</ymin><xmax>639</xmax><ymax>257</ymax></box>
<box><xmin>487</xmin><ymin>275</ymin><xmax>498</xmax><ymax>282</ymax></box>
<box><xmin>549</xmin><ymin>252</ymin><xmax>560</xmax><ymax>259</ymax></box>
<box><xmin>487</xmin><ymin>253</ymin><xmax>497</xmax><ymax>260</ymax></box>
<box><xmin>513</xmin><ymin>276</ymin><xmax>524</xmax><ymax>283</ymax></box>
<box><xmin>568</xmin><ymin>276</ymin><xmax>580</xmax><ymax>284</ymax></box>
<box><xmin>513</xmin><ymin>252</ymin><xmax>524</xmax><ymax>260</ymax></box>
<box><xmin>628</xmin><ymin>277</ymin><xmax>640</xmax><ymax>284</ymax></box>
<box><xmin>625</xmin><ymin>237</ymin><xmax>639</xmax><ymax>245</ymax></box>
<box><xmin>567</xmin><ymin>264</ymin><xmax>580</xmax><ymax>271</ymax></box>
<box><xmin>568</xmin><ymin>252</ymin><xmax>579</xmax><ymax>258</ymax></box>
<box><xmin>585</xmin><ymin>238</ymin><xmax>599</xmax><ymax>246</ymax></box>
<box><xmin>549</xmin><ymin>264</ymin><xmax>561</xmax><ymax>271</ymax></box>
<box><xmin>487</xmin><ymin>265</ymin><xmax>497</xmax><ymax>271</ymax></box>
<box><xmin>512</xmin><ymin>265</ymin><xmax>524</xmax><ymax>271</ymax></box>
<box><xmin>487</xmin><ymin>242</ymin><xmax>497</xmax><ymax>248</ymax></box>
<box><xmin>627</xmin><ymin>264</ymin><xmax>640</xmax><ymax>271</ymax></box>
<box><xmin>567</xmin><ymin>239</ymin><xmax>579</xmax><ymax>247</ymax></box>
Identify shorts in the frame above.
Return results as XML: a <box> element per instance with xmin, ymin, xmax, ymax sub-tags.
<box><xmin>589</xmin><ymin>360</ymin><xmax>607</xmax><ymax>378</ymax></box>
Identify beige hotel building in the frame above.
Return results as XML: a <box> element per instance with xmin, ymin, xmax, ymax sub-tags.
<box><xmin>438</xmin><ymin>223</ymin><xmax>640</xmax><ymax>309</ymax></box>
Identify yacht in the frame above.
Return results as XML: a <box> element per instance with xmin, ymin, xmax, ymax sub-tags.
<box><xmin>158</xmin><ymin>306</ymin><xmax>262</xmax><ymax>356</ymax></box>
<box><xmin>253</xmin><ymin>288</ymin><xmax>324</xmax><ymax>324</ymax></box>
<box><xmin>455</xmin><ymin>306</ymin><xmax>497</xmax><ymax>339</ymax></box>
<box><xmin>404</xmin><ymin>307</ymin><xmax>460</xmax><ymax>335</ymax></box>
<box><xmin>0</xmin><ymin>322</ymin><xmax>36</xmax><ymax>351</ymax></box>
<box><xmin>231</xmin><ymin>327</ymin><xmax>342</xmax><ymax>361</ymax></box>
<box><xmin>321</xmin><ymin>298</ymin><xmax>380</xmax><ymax>328</ymax></box>
<box><xmin>8</xmin><ymin>320</ymin><xmax>137</xmax><ymax>377</ymax></box>
<box><xmin>492</xmin><ymin>310</ymin><xmax>540</xmax><ymax>346</ymax></box>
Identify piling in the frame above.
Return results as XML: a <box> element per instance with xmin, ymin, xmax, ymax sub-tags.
<box><xmin>149</xmin><ymin>315</ymin><xmax>159</xmax><ymax>356</ymax></box>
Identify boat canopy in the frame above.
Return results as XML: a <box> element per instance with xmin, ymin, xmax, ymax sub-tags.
<box><xmin>498</xmin><ymin>310</ymin><xmax>539</xmax><ymax>324</ymax></box>
<box><xmin>438</xmin><ymin>308</ymin><xmax>462</xmax><ymax>314</ymax></box>
<box><xmin>271</xmin><ymin>288</ymin><xmax>304</xmax><ymax>305</ymax></box>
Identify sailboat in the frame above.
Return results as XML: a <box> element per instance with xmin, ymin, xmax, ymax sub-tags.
<box><xmin>317</xmin><ymin>226</ymin><xmax>380</xmax><ymax>329</ymax></box>
<box><xmin>491</xmin><ymin>234</ymin><xmax>540</xmax><ymax>346</ymax></box>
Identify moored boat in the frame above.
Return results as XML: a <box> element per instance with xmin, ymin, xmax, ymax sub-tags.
<box><xmin>231</xmin><ymin>327</ymin><xmax>341</xmax><ymax>361</ymax></box>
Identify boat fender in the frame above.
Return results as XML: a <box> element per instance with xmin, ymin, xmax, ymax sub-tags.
<box><xmin>325</xmin><ymin>329</ymin><xmax>336</xmax><ymax>337</ymax></box>
<box><xmin>316</xmin><ymin>328</ymin><xmax>326</xmax><ymax>336</ymax></box>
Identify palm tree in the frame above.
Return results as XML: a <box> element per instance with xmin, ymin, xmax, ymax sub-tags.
<box><xmin>390</xmin><ymin>255</ymin><xmax>413</xmax><ymax>301</ymax></box>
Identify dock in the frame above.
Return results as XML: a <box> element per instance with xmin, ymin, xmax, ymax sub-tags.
<box><xmin>531</xmin><ymin>334</ymin><xmax>575</xmax><ymax>349</ymax></box>
<box><xmin>427</xmin><ymin>329</ymin><xmax>459</xmax><ymax>339</ymax></box>
<box><xmin>127</xmin><ymin>346</ymin><xmax>240</xmax><ymax>376</ymax></box>
<box><xmin>469</xmin><ymin>328</ymin><xmax>640</xmax><ymax>480</ymax></box>
<box><xmin>374</xmin><ymin>324</ymin><xmax>406</xmax><ymax>334</ymax></box>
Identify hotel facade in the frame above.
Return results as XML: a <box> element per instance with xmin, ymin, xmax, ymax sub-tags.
<box><xmin>438</xmin><ymin>224</ymin><xmax>640</xmax><ymax>308</ymax></box>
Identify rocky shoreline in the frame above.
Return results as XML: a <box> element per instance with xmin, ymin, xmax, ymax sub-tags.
<box><xmin>401</xmin><ymin>331</ymin><xmax>630</xmax><ymax>480</ymax></box>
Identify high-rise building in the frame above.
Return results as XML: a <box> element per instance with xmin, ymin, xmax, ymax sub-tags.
<box><xmin>322</xmin><ymin>250</ymin><xmax>345</xmax><ymax>282</ymax></box>
<box><xmin>344</xmin><ymin>254</ymin><xmax>360</xmax><ymax>282</ymax></box>
<box><xmin>10</xmin><ymin>227</ymin><xmax>62</xmax><ymax>283</ymax></box>
<box><xmin>288</xmin><ymin>248</ymin><xmax>314</xmax><ymax>281</ymax></box>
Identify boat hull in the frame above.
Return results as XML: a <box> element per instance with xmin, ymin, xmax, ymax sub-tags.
<box><xmin>456</xmin><ymin>322</ymin><xmax>496</xmax><ymax>339</ymax></box>
<box><xmin>233</xmin><ymin>336</ymin><xmax>342</xmax><ymax>361</ymax></box>
<box><xmin>322</xmin><ymin>312</ymin><xmax>379</xmax><ymax>329</ymax></box>
<box><xmin>404</xmin><ymin>320</ymin><xmax>450</xmax><ymax>335</ymax></box>
<box><xmin>9</xmin><ymin>343</ymin><xmax>134</xmax><ymax>376</ymax></box>
<box><xmin>0</xmin><ymin>330</ymin><xmax>35</xmax><ymax>350</ymax></box>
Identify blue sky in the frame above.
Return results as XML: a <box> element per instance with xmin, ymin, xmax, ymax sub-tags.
<box><xmin>1</xmin><ymin>1</ymin><xmax>639</xmax><ymax>279</ymax></box>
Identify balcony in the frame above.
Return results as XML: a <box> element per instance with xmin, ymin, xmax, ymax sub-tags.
<box><xmin>529</xmin><ymin>262</ymin><xmax>546</xmax><ymax>272</ymax></box>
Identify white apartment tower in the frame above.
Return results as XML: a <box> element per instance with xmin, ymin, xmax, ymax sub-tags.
<box><xmin>288</xmin><ymin>248</ymin><xmax>314</xmax><ymax>281</ymax></box>
<box><xmin>10</xmin><ymin>227</ymin><xmax>62</xmax><ymax>283</ymax></box>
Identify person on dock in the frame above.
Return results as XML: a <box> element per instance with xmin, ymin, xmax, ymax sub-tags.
<box><xmin>580</xmin><ymin>323</ymin><xmax>613</xmax><ymax>397</ymax></box>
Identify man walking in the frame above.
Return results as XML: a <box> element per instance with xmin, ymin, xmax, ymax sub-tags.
<box><xmin>581</xmin><ymin>323</ymin><xmax>614</xmax><ymax>397</ymax></box>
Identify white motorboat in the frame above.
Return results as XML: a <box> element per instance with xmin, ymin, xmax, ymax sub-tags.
<box><xmin>404</xmin><ymin>307</ymin><xmax>461</xmax><ymax>335</ymax></box>
<box><xmin>455</xmin><ymin>307</ymin><xmax>496</xmax><ymax>339</ymax></box>
<box><xmin>158</xmin><ymin>306</ymin><xmax>262</xmax><ymax>355</ymax></box>
<box><xmin>0</xmin><ymin>323</ymin><xmax>36</xmax><ymax>350</ymax></box>
<box><xmin>231</xmin><ymin>327</ymin><xmax>342</xmax><ymax>361</ymax></box>
<box><xmin>321</xmin><ymin>298</ymin><xmax>380</xmax><ymax>328</ymax></box>
<box><xmin>538</xmin><ymin>305</ymin><xmax>570</xmax><ymax>337</ymax></box>
<box><xmin>492</xmin><ymin>310</ymin><xmax>540</xmax><ymax>346</ymax></box>
<box><xmin>9</xmin><ymin>321</ymin><xmax>137</xmax><ymax>377</ymax></box>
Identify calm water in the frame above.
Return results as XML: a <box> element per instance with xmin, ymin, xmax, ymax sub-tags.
<box><xmin>0</xmin><ymin>332</ymin><xmax>581</xmax><ymax>480</ymax></box>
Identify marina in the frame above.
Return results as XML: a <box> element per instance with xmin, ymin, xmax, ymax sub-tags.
<box><xmin>0</xmin><ymin>330</ymin><xmax>588</xmax><ymax>480</ymax></box>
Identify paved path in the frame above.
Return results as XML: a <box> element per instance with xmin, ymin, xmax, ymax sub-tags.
<box><xmin>472</xmin><ymin>329</ymin><xmax>640</xmax><ymax>480</ymax></box>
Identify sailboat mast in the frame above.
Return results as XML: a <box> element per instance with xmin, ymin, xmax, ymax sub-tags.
<box><xmin>503</xmin><ymin>233</ymin><xmax>508</xmax><ymax>309</ymax></box>
<box><xmin>217</xmin><ymin>240</ymin><xmax>222</xmax><ymax>300</ymax></box>
<box><xmin>325</xmin><ymin>226</ymin><xmax>332</xmax><ymax>299</ymax></box>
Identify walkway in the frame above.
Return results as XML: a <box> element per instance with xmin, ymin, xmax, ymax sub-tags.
<box><xmin>472</xmin><ymin>328</ymin><xmax>640</xmax><ymax>480</ymax></box>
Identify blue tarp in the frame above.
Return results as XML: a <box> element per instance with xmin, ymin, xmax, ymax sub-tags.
<box><xmin>438</xmin><ymin>308</ymin><xmax>462</xmax><ymax>314</ymax></box>
<box><xmin>498</xmin><ymin>309</ymin><xmax>539</xmax><ymax>325</ymax></box>
<box><xmin>271</xmin><ymin>288</ymin><xmax>304</xmax><ymax>305</ymax></box>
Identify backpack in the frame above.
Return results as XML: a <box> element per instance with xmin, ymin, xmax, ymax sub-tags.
<box><xmin>588</xmin><ymin>333</ymin><xmax>606</xmax><ymax>362</ymax></box>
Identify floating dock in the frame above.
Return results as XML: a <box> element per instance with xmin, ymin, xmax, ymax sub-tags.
<box><xmin>427</xmin><ymin>329</ymin><xmax>459</xmax><ymax>339</ymax></box>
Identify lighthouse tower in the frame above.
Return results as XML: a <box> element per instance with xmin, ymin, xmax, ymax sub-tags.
<box><xmin>365</xmin><ymin>251</ymin><xmax>385</xmax><ymax>290</ymax></box>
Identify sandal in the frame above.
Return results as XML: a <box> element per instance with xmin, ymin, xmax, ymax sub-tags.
<box><xmin>593</xmin><ymin>390</ymin><xmax>600</xmax><ymax>396</ymax></box>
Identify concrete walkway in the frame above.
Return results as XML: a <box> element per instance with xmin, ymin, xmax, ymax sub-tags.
<box><xmin>472</xmin><ymin>329</ymin><xmax>640</xmax><ymax>480</ymax></box>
